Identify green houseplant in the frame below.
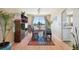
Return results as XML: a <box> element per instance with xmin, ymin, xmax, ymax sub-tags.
<box><xmin>71</xmin><ymin>27</ymin><xmax>79</xmax><ymax>50</ymax></box>
<box><xmin>0</xmin><ymin>10</ymin><xmax>14</xmax><ymax>50</ymax></box>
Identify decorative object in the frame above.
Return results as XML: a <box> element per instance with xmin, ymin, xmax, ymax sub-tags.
<box><xmin>28</xmin><ymin>25</ymin><xmax>32</xmax><ymax>33</ymax></box>
<box><xmin>14</xmin><ymin>19</ymin><xmax>21</xmax><ymax>42</ymax></box>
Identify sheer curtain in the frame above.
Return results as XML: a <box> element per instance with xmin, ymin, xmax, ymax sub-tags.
<box><xmin>27</xmin><ymin>14</ymin><xmax>34</xmax><ymax>25</ymax></box>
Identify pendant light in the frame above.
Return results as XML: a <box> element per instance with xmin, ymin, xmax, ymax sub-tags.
<box><xmin>37</xmin><ymin>8</ymin><xmax>40</xmax><ymax>15</ymax></box>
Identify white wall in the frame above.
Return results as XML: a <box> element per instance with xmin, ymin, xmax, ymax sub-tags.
<box><xmin>51</xmin><ymin>15</ymin><xmax>62</xmax><ymax>40</ymax></box>
<box><xmin>51</xmin><ymin>9</ymin><xmax>64</xmax><ymax>40</ymax></box>
<box><xmin>73</xmin><ymin>9</ymin><xmax>79</xmax><ymax>44</ymax></box>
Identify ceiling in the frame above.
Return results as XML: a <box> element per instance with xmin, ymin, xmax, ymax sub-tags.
<box><xmin>18</xmin><ymin>8</ymin><xmax>58</xmax><ymax>15</ymax></box>
<box><xmin>0</xmin><ymin>8</ymin><xmax>64</xmax><ymax>15</ymax></box>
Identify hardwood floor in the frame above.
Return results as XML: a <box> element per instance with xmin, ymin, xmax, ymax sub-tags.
<box><xmin>11</xmin><ymin>33</ymin><xmax>72</xmax><ymax>50</ymax></box>
<box><xmin>28</xmin><ymin>40</ymin><xmax>55</xmax><ymax>46</ymax></box>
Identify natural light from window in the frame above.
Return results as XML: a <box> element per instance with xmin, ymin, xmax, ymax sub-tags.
<box><xmin>33</xmin><ymin>16</ymin><xmax>45</xmax><ymax>24</ymax></box>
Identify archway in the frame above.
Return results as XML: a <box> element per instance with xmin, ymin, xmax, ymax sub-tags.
<box><xmin>28</xmin><ymin>15</ymin><xmax>54</xmax><ymax>45</ymax></box>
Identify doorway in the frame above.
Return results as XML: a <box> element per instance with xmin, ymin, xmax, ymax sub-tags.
<box><xmin>28</xmin><ymin>16</ymin><xmax>54</xmax><ymax>45</ymax></box>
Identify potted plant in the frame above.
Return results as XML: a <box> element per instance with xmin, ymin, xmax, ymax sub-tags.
<box><xmin>0</xmin><ymin>10</ymin><xmax>14</xmax><ymax>50</ymax></box>
<box><xmin>71</xmin><ymin>27</ymin><xmax>79</xmax><ymax>50</ymax></box>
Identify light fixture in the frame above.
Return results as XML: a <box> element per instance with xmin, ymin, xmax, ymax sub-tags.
<box><xmin>37</xmin><ymin>8</ymin><xmax>40</xmax><ymax>15</ymax></box>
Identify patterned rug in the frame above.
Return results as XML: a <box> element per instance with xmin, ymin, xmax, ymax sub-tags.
<box><xmin>28</xmin><ymin>39</ymin><xmax>55</xmax><ymax>46</ymax></box>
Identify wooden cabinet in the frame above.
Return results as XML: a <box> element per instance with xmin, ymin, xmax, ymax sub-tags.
<box><xmin>14</xmin><ymin>19</ymin><xmax>21</xmax><ymax>42</ymax></box>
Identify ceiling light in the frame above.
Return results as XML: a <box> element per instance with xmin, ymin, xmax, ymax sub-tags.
<box><xmin>37</xmin><ymin>8</ymin><xmax>40</xmax><ymax>15</ymax></box>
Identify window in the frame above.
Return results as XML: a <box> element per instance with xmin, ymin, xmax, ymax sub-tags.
<box><xmin>66</xmin><ymin>15</ymin><xmax>73</xmax><ymax>26</ymax></box>
<box><xmin>33</xmin><ymin>16</ymin><xmax>45</xmax><ymax>25</ymax></box>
